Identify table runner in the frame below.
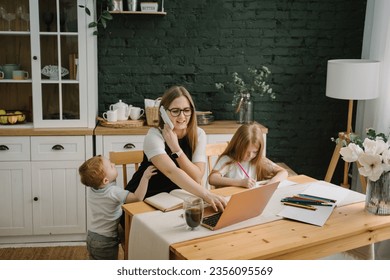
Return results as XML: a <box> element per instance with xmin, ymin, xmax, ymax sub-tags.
<box><xmin>128</xmin><ymin>180</ymin><xmax>365</xmax><ymax>260</ymax></box>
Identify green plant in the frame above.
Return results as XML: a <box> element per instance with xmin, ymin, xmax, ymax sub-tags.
<box><xmin>215</xmin><ymin>66</ymin><xmax>276</xmax><ymax>108</ymax></box>
<box><xmin>79</xmin><ymin>0</ymin><xmax>113</xmax><ymax>35</ymax></box>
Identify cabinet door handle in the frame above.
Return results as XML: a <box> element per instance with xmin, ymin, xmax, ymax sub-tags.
<box><xmin>52</xmin><ymin>144</ymin><xmax>65</xmax><ymax>150</ymax></box>
<box><xmin>33</xmin><ymin>197</ymin><xmax>39</xmax><ymax>201</ymax></box>
<box><xmin>0</xmin><ymin>145</ymin><xmax>9</xmax><ymax>151</ymax></box>
<box><xmin>123</xmin><ymin>143</ymin><xmax>135</xmax><ymax>149</ymax></box>
<box><xmin>33</xmin><ymin>56</ymin><xmax>38</xmax><ymax>60</ymax></box>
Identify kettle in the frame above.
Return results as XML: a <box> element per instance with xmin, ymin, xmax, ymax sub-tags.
<box><xmin>109</xmin><ymin>100</ymin><xmax>132</xmax><ymax>121</ymax></box>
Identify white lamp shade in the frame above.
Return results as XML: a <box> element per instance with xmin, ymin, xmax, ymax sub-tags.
<box><xmin>326</xmin><ymin>59</ymin><xmax>380</xmax><ymax>100</ymax></box>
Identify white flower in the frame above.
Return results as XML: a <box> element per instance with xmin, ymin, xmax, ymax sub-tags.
<box><xmin>337</xmin><ymin>129</ymin><xmax>390</xmax><ymax>182</ymax></box>
<box><xmin>358</xmin><ymin>153</ymin><xmax>384</xmax><ymax>182</ymax></box>
<box><xmin>363</xmin><ymin>138</ymin><xmax>388</xmax><ymax>155</ymax></box>
<box><xmin>340</xmin><ymin>143</ymin><xmax>363</xmax><ymax>162</ymax></box>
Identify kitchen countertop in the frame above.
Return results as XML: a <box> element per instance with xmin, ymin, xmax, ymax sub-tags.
<box><xmin>0</xmin><ymin>120</ymin><xmax>268</xmax><ymax>136</ymax></box>
<box><xmin>0</xmin><ymin>124</ymin><xmax>94</xmax><ymax>136</ymax></box>
<box><xmin>94</xmin><ymin>120</ymin><xmax>268</xmax><ymax>135</ymax></box>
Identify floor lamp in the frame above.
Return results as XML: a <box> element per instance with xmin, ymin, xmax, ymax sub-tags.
<box><xmin>324</xmin><ymin>59</ymin><xmax>380</xmax><ymax>189</ymax></box>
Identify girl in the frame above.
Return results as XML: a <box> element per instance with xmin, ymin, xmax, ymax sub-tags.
<box><xmin>126</xmin><ymin>85</ymin><xmax>226</xmax><ymax>211</ymax></box>
<box><xmin>208</xmin><ymin>123</ymin><xmax>288</xmax><ymax>188</ymax></box>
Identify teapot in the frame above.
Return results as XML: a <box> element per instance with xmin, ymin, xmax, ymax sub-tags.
<box><xmin>109</xmin><ymin>100</ymin><xmax>132</xmax><ymax>121</ymax></box>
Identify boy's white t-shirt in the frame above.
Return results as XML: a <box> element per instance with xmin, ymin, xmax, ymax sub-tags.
<box><xmin>88</xmin><ymin>183</ymin><xmax>129</xmax><ymax>238</ymax></box>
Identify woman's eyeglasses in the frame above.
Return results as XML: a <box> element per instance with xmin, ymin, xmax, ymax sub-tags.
<box><xmin>167</xmin><ymin>107</ymin><xmax>192</xmax><ymax>117</ymax></box>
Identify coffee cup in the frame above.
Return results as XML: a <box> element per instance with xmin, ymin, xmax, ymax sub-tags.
<box><xmin>13</xmin><ymin>70</ymin><xmax>29</xmax><ymax>80</ymax></box>
<box><xmin>129</xmin><ymin>107</ymin><xmax>145</xmax><ymax>120</ymax></box>
<box><xmin>0</xmin><ymin>64</ymin><xmax>20</xmax><ymax>79</ymax></box>
<box><xmin>0</xmin><ymin>71</ymin><xmax>4</xmax><ymax>79</ymax></box>
<box><xmin>103</xmin><ymin>110</ymin><xmax>118</xmax><ymax>122</ymax></box>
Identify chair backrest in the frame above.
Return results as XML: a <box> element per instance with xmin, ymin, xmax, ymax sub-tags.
<box><xmin>205</xmin><ymin>142</ymin><xmax>229</xmax><ymax>173</ymax></box>
<box><xmin>109</xmin><ymin>150</ymin><xmax>144</xmax><ymax>188</ymax></box>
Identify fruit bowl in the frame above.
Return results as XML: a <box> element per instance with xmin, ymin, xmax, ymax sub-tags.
<box><xmin>0</xmin><ymin>110</ymin><xmax>27</xmax><ymax>125</ymax></box>
<box><xmin>41</xmin><ymin>65</ymin><xmax>69</xmax><ymax>80</ymax></box>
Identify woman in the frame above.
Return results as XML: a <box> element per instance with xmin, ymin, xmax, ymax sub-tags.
<box><xmin>126</xmin><ymin>86</ymin><xmax>226</xmax><ymax>211</ymax></box>
<box><xmin>208</xmin><ymin>123</ymin><xmax>288</xmax><ymax>188</ymax></box>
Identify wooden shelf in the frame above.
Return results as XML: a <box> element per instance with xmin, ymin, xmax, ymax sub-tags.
<box><xmin>109</xmin><ymin>11</ymin><xmax>167</xmax><ymax>15</ymax></box>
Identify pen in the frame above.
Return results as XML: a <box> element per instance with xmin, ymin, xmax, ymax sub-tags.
<box><xmin>281</xmin><ymin>199</ymin><xmax>333</xmax><ymax>206</ymax></box>
<box><xmin>292</xmin><ymin>195</ymin><xmax>329</xmax><ymax>203</ymax></box>
<box><xmin>283</xmin><ymin>202</ymin><xmax>317</xmax><ymax>211</ymax></box>
<box><xmin>237</xmin><ymin>162</ymin><xmax>250</xmax><ymax>178</ymax></box>
<box><xmin>297</xmin><ymin>194</ymin><xmax>337</xmax><ymax>203</ymax></box>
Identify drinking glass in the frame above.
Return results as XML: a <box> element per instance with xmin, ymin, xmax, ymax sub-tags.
<box><xmin>3</xmin><ymin>12</ymin><xmax>15</xmax><ymax>31</ymax></box>
<box><xmin>183</xmin><ymin>197</ymin><xmax>204</xmax><ymax>231</ymax></box>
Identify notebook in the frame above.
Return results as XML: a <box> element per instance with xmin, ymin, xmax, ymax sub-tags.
<box><xmin>201</xmin><ymin>181</ymin><xmax>279</xmax><ymax>230</ymax></box>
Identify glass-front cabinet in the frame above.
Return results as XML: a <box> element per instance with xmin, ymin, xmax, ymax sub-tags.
<box><xmin>0</xmin><ymin>0</ymin><xmax>97</xmax><ymax>128</ymax></box>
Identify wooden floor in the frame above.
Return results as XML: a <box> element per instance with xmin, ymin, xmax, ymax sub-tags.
<box><xmin>0</xmin><ymin>245</ymin><xmax>124</xmax><ymax>260</ymax></box>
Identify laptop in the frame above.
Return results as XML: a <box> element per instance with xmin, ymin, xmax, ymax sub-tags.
<box><xmin>201</xmin><ymin>181</ymin><xmax>279</xmax><ymax>230</ymax></box>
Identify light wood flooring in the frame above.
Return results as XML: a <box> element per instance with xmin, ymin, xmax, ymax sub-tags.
<box><xmin>0</xmin><ymin>245</ymin><xmax>124</xmax><ymax>260</ymax></box>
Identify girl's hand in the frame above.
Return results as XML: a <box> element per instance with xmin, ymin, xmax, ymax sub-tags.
<box><xmin>240</xmin><ymin>178</ymin><xmax>256</xmax><ymax>189</ymax></box>
<box><xmin>203</xmin><ymin>192</ymin><xmax>227</xmax><ymax>212</ymax></box>
<box><xmin>144</xmin><ymin>165</ymin><xmax>158</xmax><ymax>180</ymax></box>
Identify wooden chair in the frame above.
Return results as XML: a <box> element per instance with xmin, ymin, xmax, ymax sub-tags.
<box><xmin>205</xmin><ymin>142</ymin><xmax>229</xmax><ymax>173</ymax></box>
<box><xmin>109</xmin><ymin>150</ymin><xmax>144</xmax><ymax>189</ymax></box>
<box><xmin>109</xmin><ymin>149</ymin><xmax>144</xmax><ymax>260</ymax></box>
<box><xmin>205</xmin><ymin>142</ymin><xmax>229</xmax><ymax>189</ymax></box>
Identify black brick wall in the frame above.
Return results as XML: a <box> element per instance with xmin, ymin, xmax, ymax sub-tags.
<box><xmin>97</xmin><ymin>0</ymin><xmax>367</xmax><ymax>183</ymax></box>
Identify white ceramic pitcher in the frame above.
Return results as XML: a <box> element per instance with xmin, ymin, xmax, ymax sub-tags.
<box><xmin>109</xmin><ymin>100</ymin><xmax>131</xmax><ymax>121</ymax></box>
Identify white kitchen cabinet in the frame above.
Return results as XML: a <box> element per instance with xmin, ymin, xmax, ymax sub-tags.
<box><xmin>0</xmin><ymin>137</ymin><xmax>32</xmax><ymax>236</ymax></box>
<box><xmin>30</xmin><ymin>136</ymin><xmax>86</xmax><ymax>235</ymax></box>
<box><xmin>31</xmin><ymin>160</ymin><xmax>85</xmax><ymax>235</ymax></box>
<box><xmin>0</xmin><ymin>161</ymin><xmax>33</xmax><ymax>236</ymax></box>
<box><xmin>0</xmin><ymin>0</ymin><xmax>97</xmax><ymax>128</ymax></box>
<box><xmin>0</xmin><ymin>135</ymin><xmax>91</xmax><ymax>243</ymax></box>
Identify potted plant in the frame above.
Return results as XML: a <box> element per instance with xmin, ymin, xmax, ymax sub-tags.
<box><xmin>79</xmin><ymin>0</ymin><xmax>113</xmax><ymax>35</ymax></box>
<box><xmin>215</xmin><ymin>66</ymin><xmax>276</xmax><ymax>123</ymax></box>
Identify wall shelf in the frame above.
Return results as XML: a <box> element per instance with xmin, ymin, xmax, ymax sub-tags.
<box><xmin>109</xmin><ymin>11</ymin><xmax>167</xmax><ymax>16</ymax></box>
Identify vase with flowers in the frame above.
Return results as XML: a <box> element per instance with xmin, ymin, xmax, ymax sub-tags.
<box><xmin>339</xmin><ymin>128</ymin><xmax>390</xmax><ymax>215</ymax></box>
<box><xmin>215</xmin><ymin>66</ymin><xmax>276</xmax><ymax>124</ymax></box>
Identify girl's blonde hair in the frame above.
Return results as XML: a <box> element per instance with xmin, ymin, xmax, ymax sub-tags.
<box><xmin>159</xmin><ymin>86</ymin><xmax>198</xmax><ymax>154</ymax></box>
<box><xmin>214</xmin><ymin>123</ymin><xmax>266</xmax><ymax>179</ymax></box>
<box><xmin>79</xmin><ymin>155</ymin><xmax>105</xmax><ymax>189</ymax></box>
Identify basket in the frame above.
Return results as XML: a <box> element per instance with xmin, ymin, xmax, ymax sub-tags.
<box><xmin>97</xmin><ymin>117</ymin><xmax>144</xmax><ymax>128</ymax></box>
<box><xmin>145</xmin><ymin>97</ymin><xmax>161</xmax><ymax>126</ymax></box>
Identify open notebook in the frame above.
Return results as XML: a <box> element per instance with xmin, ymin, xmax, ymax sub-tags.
<box><xmin>144</xmin><ymin>189</ymin><xmax>196</xmax><ymax>212</ymax></box>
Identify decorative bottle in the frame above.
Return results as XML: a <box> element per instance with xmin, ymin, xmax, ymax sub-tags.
<box><xmin>237</xmin><ymin>93</ymin><xmax>253</xmax><ymax>124</ymax></box>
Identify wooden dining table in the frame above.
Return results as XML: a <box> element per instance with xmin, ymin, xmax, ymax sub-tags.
<box><xmin>122</xmin><ymin>175</ymin><xmax>390</xmax><ymax>260</ymax></box>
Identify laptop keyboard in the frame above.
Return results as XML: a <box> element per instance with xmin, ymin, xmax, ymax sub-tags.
<box><xmin>202</xmin><ymin>212</ymin><xmax>223</xmax><ymax>228</ymax></box>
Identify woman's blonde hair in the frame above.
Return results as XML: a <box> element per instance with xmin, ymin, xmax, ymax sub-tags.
<box><xmin>159</xmin><ymin>86</ymin><xmax>198</xmax><ymax>154</ymax></box>
<box><xmin>214</xmin><ymin>123</ymin><xmax>266</xmax><ymax>179</ymax></box>
<box><xmin>79</xmin><ymin>155</ymin><xmax>105</xmax><ymax>189</ymax></box>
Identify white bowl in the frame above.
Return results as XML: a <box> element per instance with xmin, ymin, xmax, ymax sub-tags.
<box><xmin>41</xmin><ymin>65</ymin><xmax>69</xmax><ymax>80</ymax></box>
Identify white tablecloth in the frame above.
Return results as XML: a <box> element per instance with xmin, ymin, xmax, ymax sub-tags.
<box><xmin>128</xmin><ymin>180</ymin><xmax>365</xmax><ymax>260</ymax></box>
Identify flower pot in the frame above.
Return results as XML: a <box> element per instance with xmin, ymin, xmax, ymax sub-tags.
<box><xmin>365</xmin><ymin>171</ymin><xmax>390</xmax><ymax>215</ymax></box>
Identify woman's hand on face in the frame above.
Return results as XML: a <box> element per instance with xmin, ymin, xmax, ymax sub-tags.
<box><xmin>161</xmin><ymin>124</ymin><xmax>180</xmax><ymax>152</ymax></box>
<box><xmin>241</xmin><ymin>178</ymin><xmax>256</xmax><ymax>189</ymax></box>
<box><xmin>204</xmin><ymin>192</ymin><xmax>227</xmax><ymax>212</ymax></box>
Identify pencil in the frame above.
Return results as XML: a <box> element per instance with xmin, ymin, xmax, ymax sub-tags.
<box><xmin>283</xmin><ymin>202</ymin><xmax>317</xmax><ymax>211</ymax></box>
<box><xmin>237</xmin><ymin>162</ymin><xmax>250</xmax><ymax>178</ymax></box>
<box><xmin>297</xmin><ymin>194</ymin><xmax>336</xmax><ymax>203</ymax></box>
<box><xmin>281</xmin><ymin>199</ymin><xmax>333</xmax><ymax>206</ymax></box>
